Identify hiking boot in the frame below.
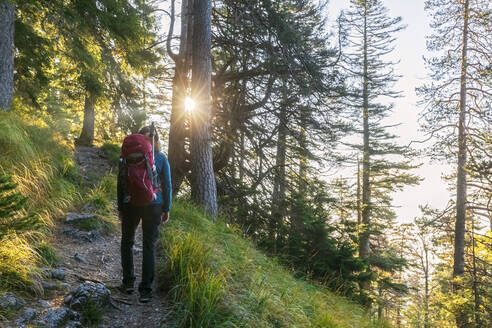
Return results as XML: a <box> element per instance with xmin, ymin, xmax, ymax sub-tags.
<box><xmin>139</xmin><ymin>291</ymin><xmax>152</xmax><ymax>303</ymax></box>
<box><xmin>119</xmin><ymin>283</ymin><xmax>135</xmax><ymax>294</ymax></box>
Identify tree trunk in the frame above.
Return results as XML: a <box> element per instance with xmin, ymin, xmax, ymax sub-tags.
<box><xmin>168</xmin><ymin>61</ymin><xmax>190</xmax><ymax>195</ymax></box>
<box><xmin>271</xmin><ymin>103</ymin><xmax>287</xmax><ymax>254</ymax></box>
<box><xmin>359</xmin><ymin>5</ymin><xmax>371</xmax><ymax>291</ymax></box>
<box><xmin>0</xmin><ymin>0</ymin><xmax>14</xmax><ymax>111</ymax></box>
<box><xmin>424</xmin><ymin>244</ymin><xmax>430</xmax><ymax>328</ymax></box>
<box><xmin>168</xmin><ymin>0</ymin><xmax>193</xmax><ymax>196</ymax></box>
<box><xmin>298</xmin><ymin>107</ymin><xmax>308</xmax><ymax>195</ymax></box>
<box><xmin>377</xmin><ymin>283</ymin><xmax>383</xmax><ymax>320</ymax></box>
<box><xmin>357</xmin><ymin>158</ymin><xmax>361</xmax><ymax>228</ymax></box>
<box><xmin>239</xmin><ymin>129</ymin><xmax>245</xmax><ymax>182</ymax></box>
<box><xmin>454</xmin><ymin>1</ymin><xmax>469</xmax><ymax>326</ymax></box>
<box><xmin>76</xmin><ymin>92</ymin><xmax>96</xmax><ymax>146</ymax></box>
<box><xmin>471</xmin><ymin>217</ymin><xmax>480</xmax><ymax>327</ymax></box>
<box><xmin>190</xmin><ymin>0</ymin><xmax>217</xmax><ymax>217</ymax></box>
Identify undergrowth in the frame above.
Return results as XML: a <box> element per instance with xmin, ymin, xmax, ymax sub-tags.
<box><xmin>160</xmin><ymin>201</ymin><xmax>389</xmax><ymax>328</ymax></box>
<box><xmin>0</xmin><ymin>111</ymin><xmax>116</xmax><ymax>297</ymax></box>
<box><xmin>101</xmin><ymin>142</ymin><xmax>121</xmax><ymax>167</ymax></box>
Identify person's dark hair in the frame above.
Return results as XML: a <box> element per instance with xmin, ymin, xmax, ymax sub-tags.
<box><xmin>138</xmin><ymin>125</ymin><xmax>160</xmax><ymax>152</ymax></box>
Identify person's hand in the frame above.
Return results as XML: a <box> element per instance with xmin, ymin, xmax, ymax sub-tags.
<box><xmin>161</xmin><ymin>212</ymin><xmax>169</xmax><ymax>225</ymax></box>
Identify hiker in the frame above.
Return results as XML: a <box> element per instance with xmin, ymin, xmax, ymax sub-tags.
<box><xmin>117</xmin><ymin>125</ymin><xmax>172</xmax><ymax>303</ymax></box>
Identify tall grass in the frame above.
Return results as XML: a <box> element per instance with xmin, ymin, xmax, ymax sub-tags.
<box><xmin>0</xmin><ymin>111</ymin><xmax>82</xmax><ymax>295</ymax></box>
<box><xmin>160</xmin><ymin>201</ymin><xmax>389</xmax><ymax>328</ymax></box>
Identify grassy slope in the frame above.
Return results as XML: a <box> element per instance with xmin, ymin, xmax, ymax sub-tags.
<box><xmin>161</xmin><ymin>201</ymin><xmax>387</xmax><ymax>328</ymax></box>
<box><xmin>0</xmin><ymin>112</ymin><xmax>116</xmax><ymax>301</ymax></box>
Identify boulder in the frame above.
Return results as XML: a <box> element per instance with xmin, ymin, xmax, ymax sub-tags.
<box><xmin>63</xmin><ymin>227</ymin><xmax>104</xmax><ymax>243</ymax></box>
<box><xmin>42</xmin><ymin>281</ymin><xmax>59</xmax><ymax>291</ymax></box>
<box><xmin>15</xmin><ymin>307</ymin><xmax>38</xmax><ymax>324</ymax></box>
<box><xmin>51</xmin><ymin>268</ymin><xmax>66</xmax><ymax>281</ymax></box>
<box><xmin>0</xmin><ymin>293</ymin><xmax>25</xmax><ymax>311</ymax></box>
<box><xmin>65</xmin><ymin>212</ymin><xmax>97</xmax><ymax>224</ymax></box>
<box><xmin>36</xmin><ymin>307</ymin><xmax>75</xmax><ymax>328</ymax></box>
<box><xmin>74</xmin><ymin>253</ymin><xmax>88</xmax><ymax>263</ymax></box>
<box><xmin>64</xmin><ymin>281</ymin><xmax>111</xmax><ymax>312</ymax></box>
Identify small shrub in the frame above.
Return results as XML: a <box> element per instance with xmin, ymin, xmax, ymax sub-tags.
<box><xmin>0</xmin><ymin>172</ymin><xmax>38</xmax><ymax>239</ymax></box>
<box><xmin>81</xmin><ymin>300</ymin><xmax>104</xmax><ymax>324</ymax></box>
<box><xmin>35</xmin><ymin>242</ymin><xmax>59</xmax><ymax>266</ymax></box>
<box><xmin>101</xmin><ymin>142</ymin><xmax>121</xmax><ymax>167</ymax></box>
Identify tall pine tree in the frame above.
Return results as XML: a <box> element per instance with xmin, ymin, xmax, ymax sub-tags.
<box><xmin>417</xmin><ymin>1</ymin><xmax>491</xmax><ymax>325</ymax></box>
<box><xmin>340</xmin><ymin>0</ymin><xmax>419</xmax><ymax>296</ymax></box>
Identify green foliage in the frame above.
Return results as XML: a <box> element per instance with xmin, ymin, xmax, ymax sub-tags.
<box><xmin>82</xmin><ymin>173</ymin><xmax>118</xmax><ymax>233</ymax></box>
<box><xmin>0</xmin><ymin>235</ymin><xmax>43</xmax><ymax>294</ymax></box>
<box><xmin>160</xmin><ymin>201</ymin><xmax>387</xmax><ymax>328</ymax></box>
<box><xmin>14</xmin><ymin>1</ymin><xmax>54</xmax><ymax>105</ymax></box>
<box><xmin>101</xmin><ymin>142</ymin><xmax>121</xmax><ymax>167</ymax></box>
<box><xmin>163</xmin><ymin>231</ymin><xmax>227</xmax><ymax>327</ymax></box>
<box><xmin>34</xmin><ymin>242</ymin><xmax>59</xmax><ymax>266</ymax></box>
<box><xmin>0</xmin><ymin>111</ymin><xmax>81</xmax><ymax>294</ymax></box>
<box><xmin>81</xmin><ymin>300</ymin><xmax>104</xmax><ymax>325</ymax></box>
<box><xmin>222</xmin><ymin>178</ymin><xmax>369</xmax><ymax>304</ymax></box>
<box><xmin>0</xmin><ymin>172</ymin><xmax>38</xmax><ymax>240</ymax></box>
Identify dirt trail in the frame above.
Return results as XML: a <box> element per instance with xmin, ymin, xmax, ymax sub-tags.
<box><xmin>53</xmin><ymin>219</ymin><xmax>170</xmax><ymax>328</ymax></box>
<box><xmin>4</xmin><ymin>146</ymin><xmax>170</xmax><ymax>328</ymax></box>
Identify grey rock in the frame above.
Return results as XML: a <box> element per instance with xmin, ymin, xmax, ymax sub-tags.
<box><xmin>42</xmin><ymin>281</ymin><xmax>59</xmax><ymax>291</ymax></box>
<box><xmin>37</xmin><ymin>307</ymin><xmax>72</xmax><ymax>328</ymax></box>
<box><xmin>15</xmin><ymin>307</ymin><xmax>38</xmax><ymax>324</ymax></box>
<box><xmin>74</xmin><ymin>253</ymin><xmax>87</xmax><ymax>263</ymax></box>
<box><xmin>0</xmin><ymin>292</ymin><xmax>25</xmax><ymax>311</ymax></box>
<box><xmin>64</xmin><ymin>281</ymin><xmax>111</xmax><ymax>312</ymax></box>
<box><xmin>51</xmin><ymin>268</ymin><xmax>66</xmax><ymax>281</ymax></box>
<box><xmin>63</xmin><ymin>227</ymin><xmax>104</xmax><ymax>243</ymax></box>
<box><xmin>81</xmin><ymin>203</ymin><xmax>97</xmax><ymax>213</ymax></box>
<box><xmin>65</xmin><ymin>212</ymin><xmax>96</xmax><ymax>223</ymax></box>
<box><xmin>65</xmin><ymin>321</ymin><xmax>83</xmax><ymax>328</ymax></box>
<box><xmin>86</xmin><ymin>230</ymin><xmax>105</xmax><ymax>243</ymax></box>
<box><xmin>38</xmin><ymin>299</ymin><xmax>53</xmax><ymax>308</ymax></box>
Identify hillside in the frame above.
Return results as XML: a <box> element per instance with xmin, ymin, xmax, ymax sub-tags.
<box><xmin>0</xmin><ymin>113</ymin><xmax>386</xmax><ymax>327</ymax></box>
<box><xmin>160</xmin><ymin>201</ymin><xmax>387</xmax><ymax>328</ymax></box>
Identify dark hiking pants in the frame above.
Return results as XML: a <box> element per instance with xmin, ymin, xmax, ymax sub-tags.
<box><xmin>120</xmin><ymin>204</ymin><xmax>162</xmax><ymax>294</ymax></box>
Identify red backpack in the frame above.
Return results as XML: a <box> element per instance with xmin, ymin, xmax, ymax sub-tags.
<box><xmin>120</xmin><ymin>134</ymin><xmax>159</xmax><ymax>206</ymax></box>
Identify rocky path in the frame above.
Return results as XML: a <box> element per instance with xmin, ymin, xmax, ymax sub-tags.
<box><xmin>1</xmin><ymin>146</ymin><xmax>170</xmax><ymax>328</ymax></box>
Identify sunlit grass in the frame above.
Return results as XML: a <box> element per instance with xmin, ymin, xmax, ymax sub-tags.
<box><xmin>0</xmin><ymin>111</ymin><xmax>85</xmax><ymax>296</ymax></box>
<box><xmin>0</xmin><ymin>234</ymin><xmax>42</xmax><ymax>295</ymax></box>
<box><xmin>160</xmin><ymin>201</ymin><xmax>388</xmax><ymax>328</ymax></box>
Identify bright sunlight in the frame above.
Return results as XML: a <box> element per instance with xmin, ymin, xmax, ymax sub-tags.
<box><xmin>184</xmin><ymin>96</ymin><xmax>195</xmax><ymax>113</ymax></box>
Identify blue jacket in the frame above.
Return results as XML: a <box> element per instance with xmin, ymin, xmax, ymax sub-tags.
<box><xmin>117</xmin><ymin>151</ymin><xmax>172</xmax><ymax>212</ymax></box>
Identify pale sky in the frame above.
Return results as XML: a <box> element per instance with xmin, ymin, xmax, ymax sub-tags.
<box><xmin>325</xmin><ymin>0</ymin><xmax>452</xmax><ymax>223</ymax></box>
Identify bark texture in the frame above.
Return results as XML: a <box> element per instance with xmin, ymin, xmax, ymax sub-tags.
<box><xmin>190</xmin><ymin>0</ymin><xmax>218</xmax><ymax>217</ymax></box>
<box><xmin>76</xmin><ymin>93</ymin><xmax>96</xmax><ymax>146</ymax></box>
<box><xmin>0</xmin><ymin>0</ymin><xmax>15</xmax><ymax>111</ymax></box>
<box><xmin>168</xmin><ymin>0</ymin><xmax>194</xmax><ymax>196</ymax></box>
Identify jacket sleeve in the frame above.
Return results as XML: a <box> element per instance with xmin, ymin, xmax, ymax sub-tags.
<box><xmin>160</xmin><ymin>153</ymin><xmax>172</xmax><ymax>212</ymax></box>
